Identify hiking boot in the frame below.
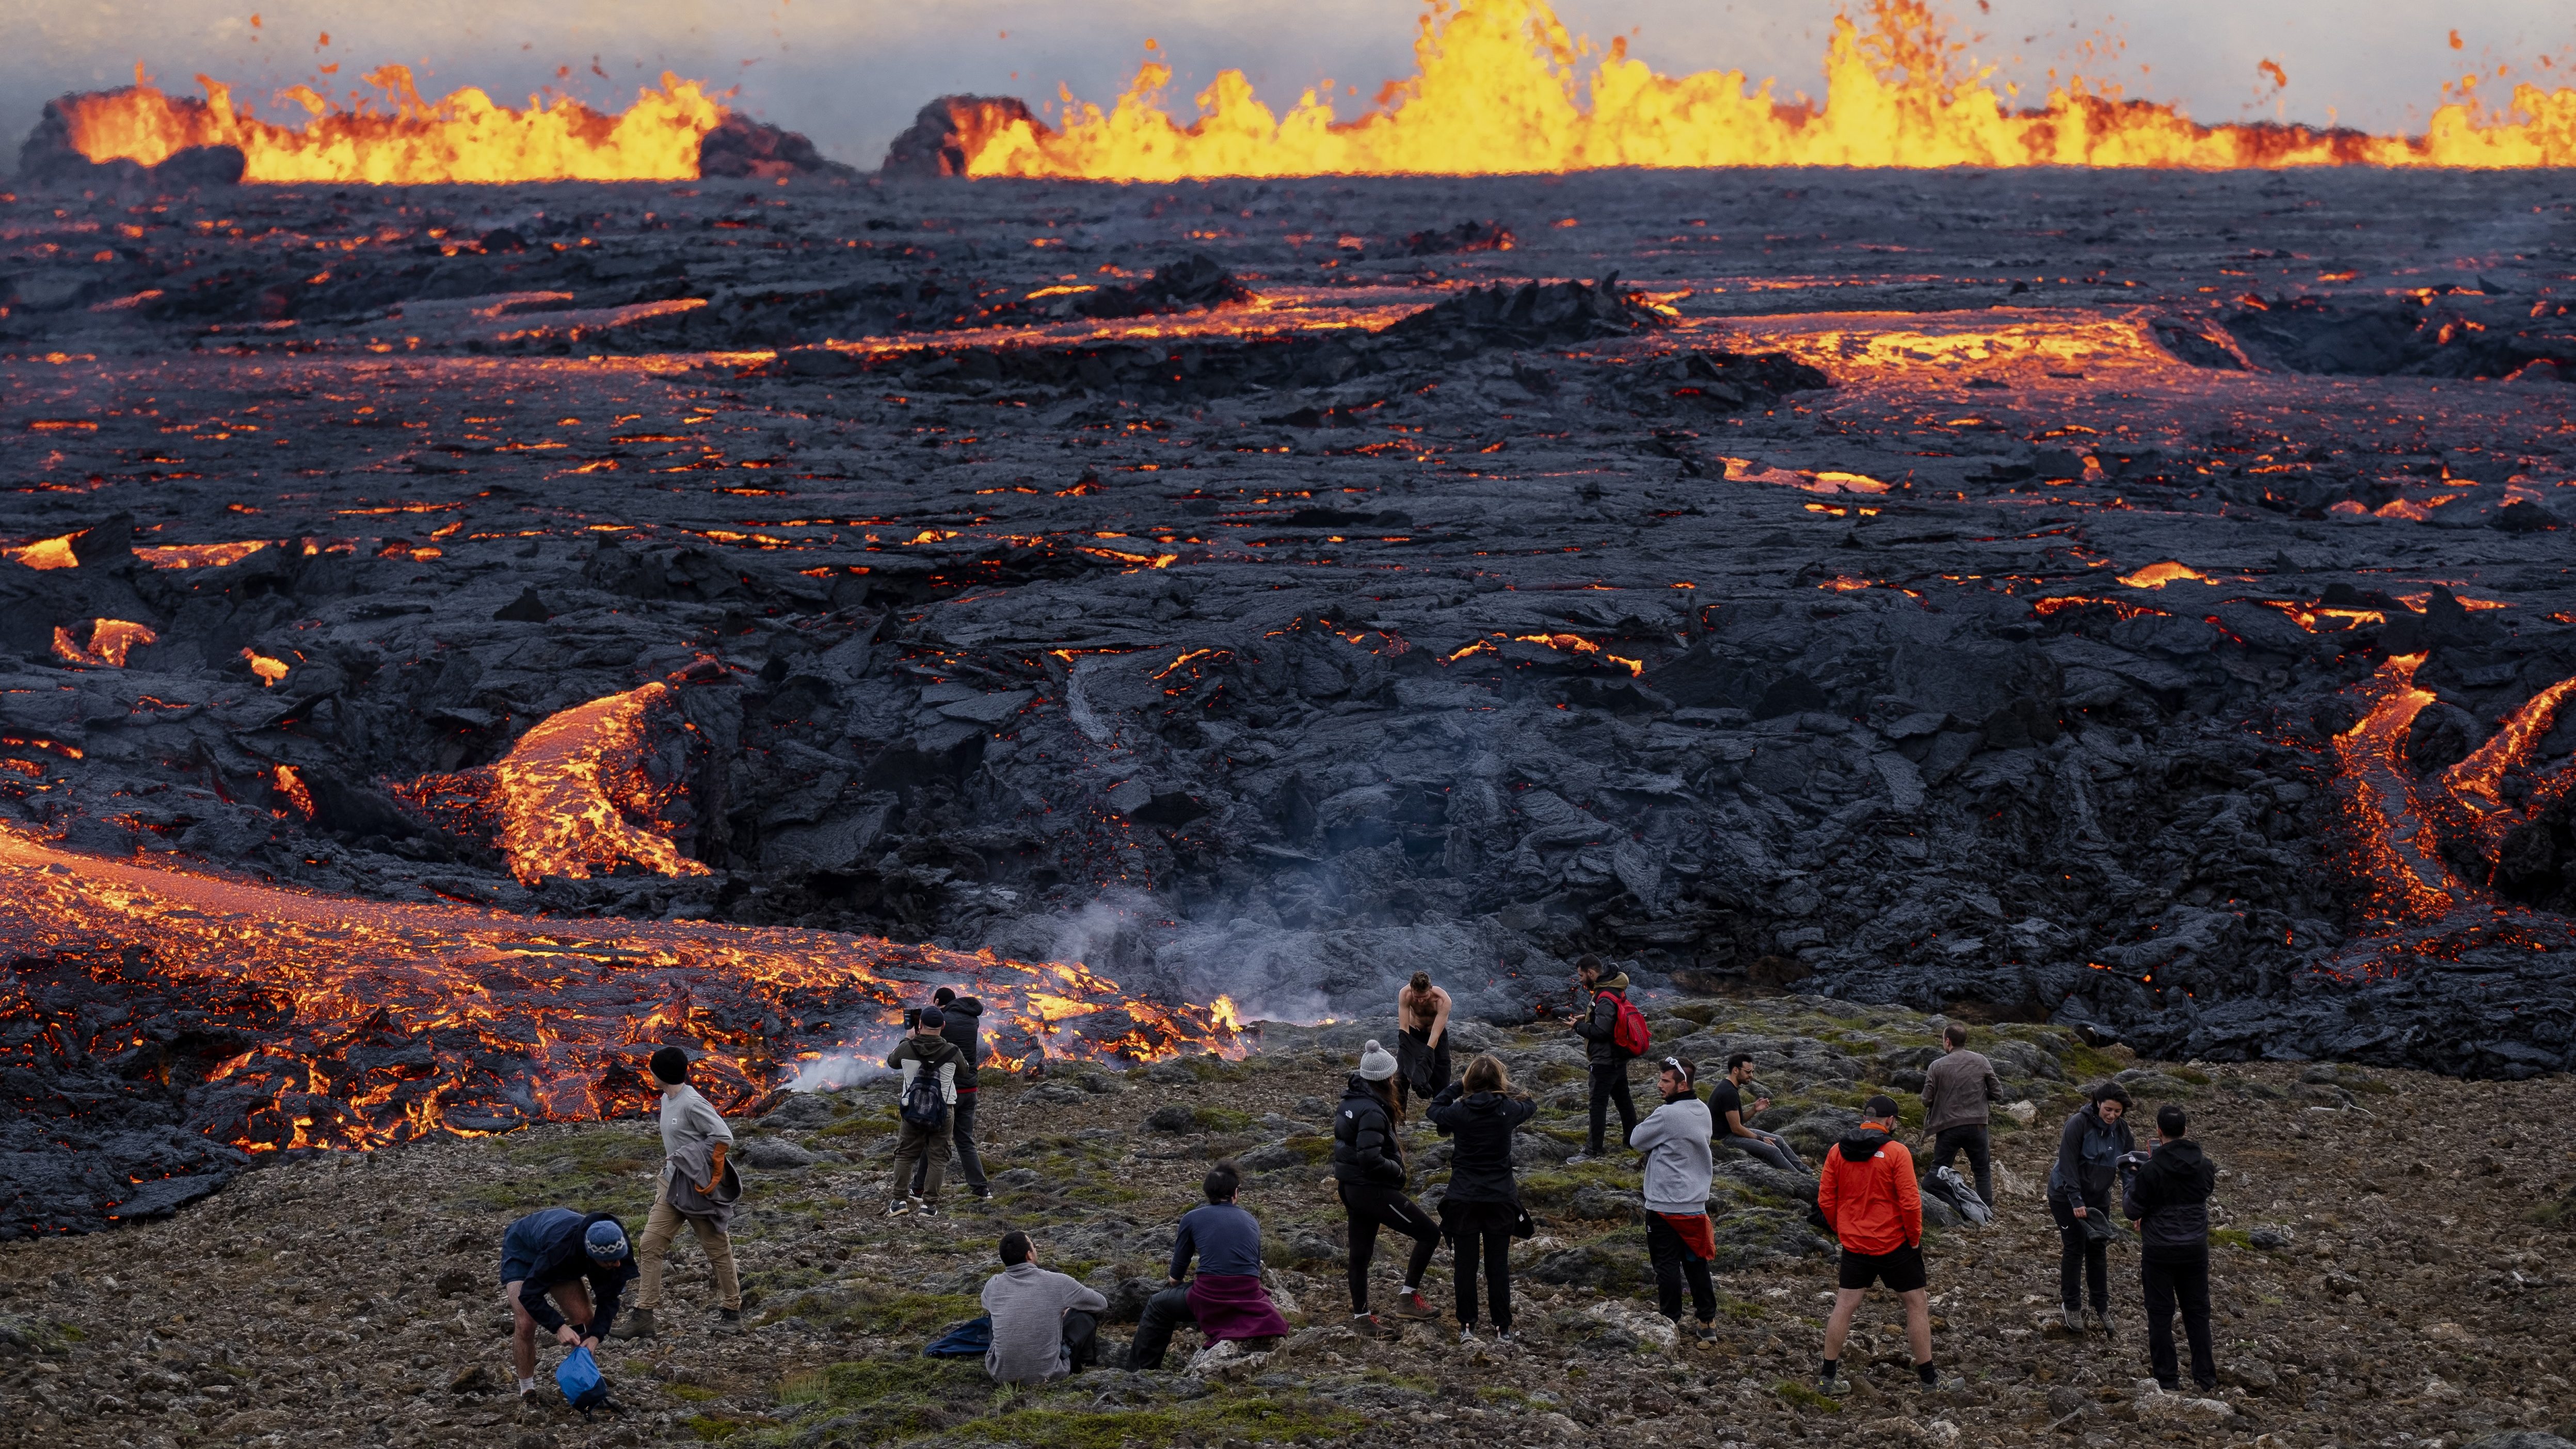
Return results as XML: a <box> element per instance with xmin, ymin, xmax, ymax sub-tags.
<box><xmin>887</xmin><ymin>1198</ymin><xmax>917</xmax><ymax>1217</ymax></box>
<box><xmin>1694</xmin><ymin>1323</ymin><xmax>1718</xmax><ymax>1345</ymax></box>
<box><xmin>2088</xmin><ymin>1308</ymin><xmax>2115</xmax><ymax>1339</ymax></box>
<box><xmin>1391</xmin><ymin>1289</ymin><xmax>1438</xmax><ymax>1320</ymax></box>
<box><xmin>717</xmin><ymin>1308</ymin><xmax>742</xmax><ymax>1325</ymax></box>
<box><xmin>608</xmin><ymin>1308</ymin><xmax>656</xmax><ymax>1341</ymax></box>
<box><xmin>1919</xmin><ymin>1373</ymin><xmax>1962</xmax><ymax>1394</ymax></box>
<box><xmin>1350</xmin><ymin>1313</ymin><xmax>1391</xmax><ymax>1339</ymax></box>
<box><xmin>1816</xmin><ymin>1375</ymin><xmax>1847</xmax><ymax>1398</ymax></box>
<box><xmin>2060</xmin><ymin>1307</ymin><xmax>2084</xmax><ymax>1334</ymax></box>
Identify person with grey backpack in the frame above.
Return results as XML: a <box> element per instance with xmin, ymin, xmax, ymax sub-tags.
<box><xmin>887</xmin><ymin>1006</ymin><xmax>966</xmax><ymax>1217</ymax></box>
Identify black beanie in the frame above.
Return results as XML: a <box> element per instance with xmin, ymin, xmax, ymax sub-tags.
<box><xmin>650</xmin><ymin>1046</ymin><xmax>690</xmax><ymax>1085</ymax></box>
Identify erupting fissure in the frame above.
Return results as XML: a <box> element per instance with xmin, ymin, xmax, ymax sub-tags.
<box><xmin>955</xmin><ymin>0</ymin><xmax>2576</xmax><ymax>179</ymax></box>
<box><xmin>57</xmin><ymin>66</ymin><xmax>726</xmax><ymax>184</ymax></box>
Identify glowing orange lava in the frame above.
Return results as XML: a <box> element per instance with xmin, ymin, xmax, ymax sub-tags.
<box><xmin>9</xmin><ymin>535</ymin><xmax>80</xmax><ymax>570</ymax></box>
<box><xmin>51</xmin><ymin>618</ymin><xmax>158</xmax><ymax>668</ymax></box>
<box><xmin>395</xmin><ymin>682</ymin><xmax>711</xmax><ymax>886</ymax></box>
<box><xmin>2117</xmin><ymin>561</ymin><xmax>2216</xmax><ymax>589</ymax></box>
<box><xmin>961</xmin><ymin>0</ymin><xmax>2576</xmax><ymax>179</ymax></box>
<box><xmin>63</xmin><ymin>66</ymin><xmax>725</xmax><ymax>184</ymax></box>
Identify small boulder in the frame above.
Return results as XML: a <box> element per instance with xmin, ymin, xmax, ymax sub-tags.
<box><xmin>734</xmin><ymin>1135</ymin><xmax>818</xmax><ymax>1169</ymax></box>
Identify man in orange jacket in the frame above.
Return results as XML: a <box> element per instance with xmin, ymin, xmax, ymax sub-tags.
<box><xmin>1815</xmin><ymin>1095</ymin><xmax>1947</xmax><ymax>1395</ymax></box>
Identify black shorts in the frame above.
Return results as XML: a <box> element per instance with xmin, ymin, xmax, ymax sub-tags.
<box><xmin>1837</xmin><ymin>1244</ymin><xmax>1927</xmax><ymax>1293</ymax></box>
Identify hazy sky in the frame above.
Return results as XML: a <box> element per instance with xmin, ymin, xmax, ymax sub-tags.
<box><xmin>8</xmin><ymin>1</ymin><xmax>2572</xmax><ymax>171</ymax></box>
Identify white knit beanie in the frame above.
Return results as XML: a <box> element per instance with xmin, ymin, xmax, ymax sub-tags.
<box><xmin>1356</xmin><ymin>1040</ymin><xmax>1398</xmax><ymax>1081</ymax></box>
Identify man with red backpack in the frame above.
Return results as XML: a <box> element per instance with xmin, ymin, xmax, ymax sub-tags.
<box><xmin>1567</xmin><ymin>955</ymin><xmax>1648</xmax><ymax>1161</ymax></box>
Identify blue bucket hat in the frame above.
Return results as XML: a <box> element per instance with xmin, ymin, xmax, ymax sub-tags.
<box><xmin>584</xmin><ymin>1219</ymin><xmax>629</xmax><ymax>1262</ymax></box>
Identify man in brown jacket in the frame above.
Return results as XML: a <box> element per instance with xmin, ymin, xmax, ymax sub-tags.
<box><xmin>1918</xmin><ymin>1024</ymin><xmax>2002</xmax><ymax>1206</ymax></box>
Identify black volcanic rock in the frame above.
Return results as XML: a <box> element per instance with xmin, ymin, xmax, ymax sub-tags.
<box><xmin>698</xmin><ymin>114</ymin><xmax>855</xmax><ymax>180</ymax></box>
<box><xmin>879</xmin><ymin>94</ymin><xmax>1043</xmax><ymax>178</ymax></box>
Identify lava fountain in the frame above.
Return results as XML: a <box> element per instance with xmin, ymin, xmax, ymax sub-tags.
<box><xmin>951</xmin><ymin>0</ymin><xmax>2576</xmax><ymax>178</ymax></box>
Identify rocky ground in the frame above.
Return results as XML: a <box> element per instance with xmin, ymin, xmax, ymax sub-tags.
<box><xmin>3</xmin><ymin>994</ymin><xmax>2569</xmax><ymax>1449</ymax></box>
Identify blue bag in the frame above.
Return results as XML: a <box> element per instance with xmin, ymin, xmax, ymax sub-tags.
<box><xmin>556</xmin><ymin>1344</ymin><xmax>609</xmax><ymax>1413</ymax></box>
<box><xmin>923</xmin><ymin>1315</ymin><xmax>994</xmax><ymax>1358</ymax></box>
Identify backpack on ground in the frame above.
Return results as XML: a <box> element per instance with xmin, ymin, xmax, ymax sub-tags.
<box><xmin>556</xmin><ymin>1344</ymin><xmax>608</xmax><ymax>1413</ymax></box>
<box><xmin>900</xmin><ymin>1066</ymin><xmax>950</xmax><ymax>1129</ymax></box>
<box><xmin>1600</xmin><ymin>990</ymin><xmax>1652</xmax><ymax>1058</ymax></box>
<box><xmin>1930</xmin><ymin>1166</ymin><xmax>1994</xmax><ymax>1225</ymax></box>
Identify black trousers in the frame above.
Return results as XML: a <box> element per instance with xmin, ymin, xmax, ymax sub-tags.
<box><xmin>2048</xmin><ymin>1195</ymin><xmax>2109</xmax><ymax>1312</ymax></box>
<box><xmin>1125</xmin><ymin>1286</ymin><xmax>1195</xmax><ymax>1371</ymax></box>
<box><xmin>2141</xmin><ymin>1255</ymin><xmax>2217</xmax><ymax>1390</ymax></box>
<box><xmin>1445</xmin><ymin>1200</ymin><xmax>1515</xmax><ymax>1331</ymax></box>
<box><xmin>1645</xmin><ymin>1213</ymin><xmax>1716</xmax><ymax>1324</ymax></box>
<box><xmin>1394</xmin><ymin>1031</ymin><xmax>1451</xmax><ymax>1116</ymax></box>
<box><xmin>1062</xmin><ymin>1309</ymin><xmax>1099</xmax><ymax>1373</ymax></box>
<box><xmin>1929</xmin><ymin>1124</ymin><xmax>1992</xmax><ymax>1205</ymax></box>
<box><xmin>1339</xmin><ymin>1181</ymin><xmax>1440</xmax><ymax>1314</ymax></box>
<box><xmin>1586</xmin><ymin>1062</ymin><xmax>1638</xmax><ymax>1154</ymax></box>
<box><xmin>910</xmin><ymin>1089</ymin><xmax>986</xmax><ymax>1192</ymax></box>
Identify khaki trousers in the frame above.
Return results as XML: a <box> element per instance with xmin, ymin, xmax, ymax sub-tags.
<box><xmin>637</xmin><ymin>1180</ymin><xmax>740</xmax><ymax>1311</ymax></box>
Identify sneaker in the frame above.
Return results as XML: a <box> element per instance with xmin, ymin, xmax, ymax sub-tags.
<box><xmin>717</xmin><ymin>1308</ymin><xmax>742</xmax><ymax>1324</ymax></box>
<box><xmin>887</xmin><ymin>1198</ymin><xmax>917</xmax><ymax>1217</ymax></box>
<box><xmin>607</xmin><ymin>1308</ymin><xmax>656</xmax><ymax>1341</ymax></box>
<box><xmin>1392</xmin><ymin>1289</ymin><xmax>1438</xmax><ymax>1320</ymax></box>
<box><xmin>2060</xmin><ymin>1307</ymin><xmax>2083</xmax><ymax>1334</ymax></box>
<box><xmin>1563</xmin><ymin>1154</ymin><xmax>1592</xmax><ymax>1166</ymax></box>
<box><xmin>2088</xmin><ymin>1309</ymin><xmax>2115</xmax><ymax>1339</ymax></box>
<box><xmin>1350</xmin><ymin>1313</ymin><xmax>1390</xmax><ymax>1339</ymax></box>
<box><xmin>967</xmin><ymin>1185</ymin><xmax>993</xmax><ymax>1201</ymax></box>
<box><xmin>1919</xmin><ymin>1373</ymin><xmax>1962</xmax><ymax>1394</ymax></box>
<box><xmin>1694</xmin><ymin>1324</ymin><xmax>1718</xmax><ymax>1345</ymax></box>
<box><xmin>918</xmin><ymin>1202</ymin><xmax>940</xmax><ymax>1219</ymax></box>
<box><xmin>1459</xmin><ymin>1326</ymin><xmax>1479</xmax><ymax>1345</ymax></box>
<box><xmin>1492</xmin><ymin>1329</ymin><xmax>1515</xmax><ymax>1347</ymax></box>
<box><xmin>1816</xmin><ymin>1375</ymin><xmax>1847</xmax><ymax>1398</ymax></box>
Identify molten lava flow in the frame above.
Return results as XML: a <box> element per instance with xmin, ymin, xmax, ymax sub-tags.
<box><xmin>9</xmin><ymin>535</ymin><xmax>80</xmax><ymax>570</ymax></box>
<box><xmin>961</xmin><ymin>0</ymin><xmax>2576</xmax><ymax>178</ymax></box>
<box><xmin>2330</xmin><ymin>654</ymin><xmax>2468</xmax><ymax>922</ymax></box>
<box><xmin>396</xmin><ymin>682</ymin><xmax>710</xmax><ymax>886</ymax></box>
<box><xmin>51</xmin><ymin>619</ymin><xmax>158</xmax><ymax>668</ymax></box>
<box><xmin>62</xmin><ymin>67</ymin><xmax>725</xmax><ymax>184</ymax></box>
<box><xmin>2117</xmin><ymin>561</ymin><xmax>2217</xmax><ymax>589</ymax></box>
<box><xmin>0</xmin><ymin>826</ymin><xmax>1247</xmax><ymax>1159</ymax></box>
<box><xmin>136</xmin><ymin>541</ymin><xmax>273</xmax><ymax>569</ymax></box>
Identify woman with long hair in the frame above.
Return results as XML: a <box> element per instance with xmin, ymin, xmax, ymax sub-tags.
<box><xmin>1331</xmin><ymin>1040</ymin><xmax>1442</xmax><ymax>1332</ymax></box>
<box><xmin>1427</xmin><ymin>1053</ymin><xmax>1535</xmax><ymax>1345</ymax></box>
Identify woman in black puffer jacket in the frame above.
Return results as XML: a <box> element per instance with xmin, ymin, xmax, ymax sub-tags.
<box><xmin>1427</xmin><ymin>1053</ymin><xmax>1535</xmax><ymax>1345</ymax></box>
<box><xmin>1332</xmin><ymin>1041</ymin><xmax>1442</xmax><ymax>1331</ymax></box>
<box><xmin>2046</xmin><ymin>1082</ymin><xmax>2137</xmax><ymax>1336</ymax></box>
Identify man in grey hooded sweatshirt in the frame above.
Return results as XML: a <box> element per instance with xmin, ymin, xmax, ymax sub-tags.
<box><xmin>615</xmin><ymin>1046</ymin><xmax>740</xmax><ymax>1339</ymax></box>
<box><xmin>1628</xmin><ymin>1055</ymin><xmax>1718</xmax><ymax>1341</ymax></box>
<box><xmin>981</xmin><ymin>1230</ymin><xmax>1107</xmax><ymax>1385</ymax></box>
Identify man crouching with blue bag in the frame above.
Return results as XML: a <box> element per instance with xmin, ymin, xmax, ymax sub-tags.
<box><xmin>502</xmin><ymin>1208</ymin><xmax>636</xmax><ymax>1403</ymax></box>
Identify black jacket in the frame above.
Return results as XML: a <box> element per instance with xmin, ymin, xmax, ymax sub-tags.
<box><xmin>1570</xmin><ymin>973</ymin><xmax>1636</xmax><ymax>1066</ymax></box>
<box><xmin>2122</xmin><ymin>1138</ymin><xmax>2216</xmax><ymax>1260</ymax></box>
<box><xmin>2046</xmin><ymin>1103</ymin><xmax>2135</xmax><ymax>1210</ymax></box>
<box><xmin>939</xmin><ymin>996</ymin><xmax>985</xmax><ymax>1079</ymax></box>
<box><xmin>1331</xmin><ymin>1074</ymin><xmax>1406</xmax><ymax>1188</ymax></box>
<box><xmin>1426</xmin><ymin>1085</ymin><xmax>1535</xmax><ymax>1206</ymax></box>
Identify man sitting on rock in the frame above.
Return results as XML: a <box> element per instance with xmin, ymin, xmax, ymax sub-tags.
<box><xmin>1710</xmin><ymin>1052</ymin><xmax>1802</xmax><ymax>1173</ymax></box>
<box><xmin>2124</xmin><ymin>1104</ymin><xmax>2220</xmax><ymax>1393</ymax></box>
<box><xmin>981</xmin><ymin>1230</ymin><xmax>1107</xmax><ymax>1386</ymax></box>
<box><xmin>500</xmin><ymin>1207</ymin><xmax>636</xmax><ymax>1402</ymax></box>
<box><xmin>1127</xmin><ymin>1161</ymin><xmax>1293</xmax><ymax>1370</ymax></box>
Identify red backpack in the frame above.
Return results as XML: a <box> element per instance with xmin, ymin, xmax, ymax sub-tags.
<box><xmin>1598</xmin><ymin>990</ymin><xmax>1651</xmax><ymax>1058</ymax></box>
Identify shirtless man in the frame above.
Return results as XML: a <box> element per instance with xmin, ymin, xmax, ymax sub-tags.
<box><xmin>1394</xmin><ymin>972</ymin><xmax>1453</xmax><ymax>1115</ymax></box>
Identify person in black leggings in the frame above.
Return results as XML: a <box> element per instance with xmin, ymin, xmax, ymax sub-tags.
<box><xmin>2046</xmin><ymin>1082</ymin><xmax>2136</xmax><ymax>1336</ymax></box>
<box><xmin>1427</xmin><ymin>1053</ymin><xmax>1536</xmax><ymax>1345</ymax></box>
<box><xmin>1331</xmin><ymin>1041</ymin><xmax>1441</xmax><ymax>1331</ymax></box>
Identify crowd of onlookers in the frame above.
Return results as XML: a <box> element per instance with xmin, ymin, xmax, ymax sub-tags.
<box><xmin>496</xmin><ymin>960</ymin><xmax>2221</xmax><ymax>1406</ymax></box>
